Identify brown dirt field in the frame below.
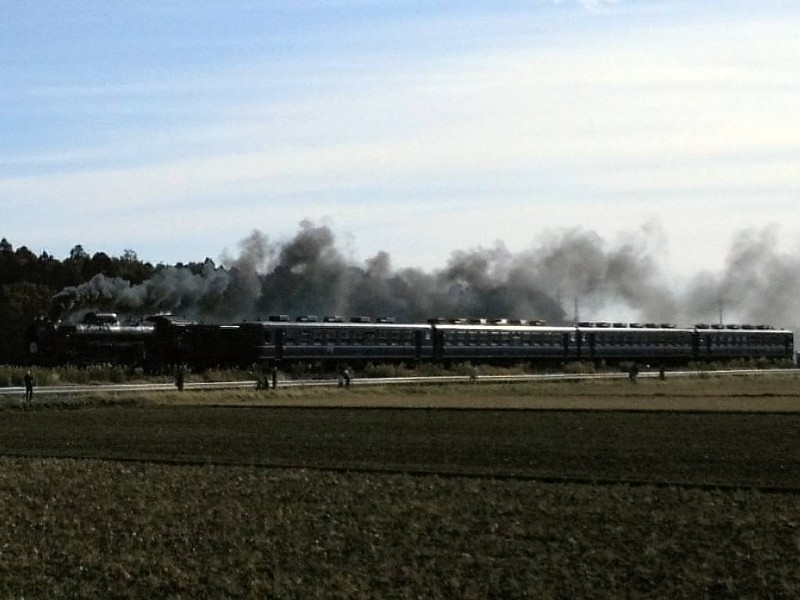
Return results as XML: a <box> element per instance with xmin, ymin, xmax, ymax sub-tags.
<box><xmin>144</xmin><ymin>370</ymin><xmax>800</xmax><ymax>412</ymax></box>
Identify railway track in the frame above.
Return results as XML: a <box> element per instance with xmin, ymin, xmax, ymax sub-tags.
<box><xmin>0</xmin><ymin>367</ymin><xmax>796</xmax><ymax>397</ymax></box>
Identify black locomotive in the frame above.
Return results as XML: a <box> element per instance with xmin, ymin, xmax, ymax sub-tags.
<box><xmin>25</xmin><ymin>312</ymin><xmax>795</xmax><ymax>372</ymax></box>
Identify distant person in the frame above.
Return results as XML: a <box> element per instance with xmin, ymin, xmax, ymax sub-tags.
<box><xmin>271</xmin><ymin>366</ymin><xmax>278</xmax><ymax>390</ymax></box>
<box><xmin>343</xmin><ymin>367</ymin><xmax>351</xmax><ymax>388</ymax></box>
<box><xmin>628</xmin><ymin>363</ymin><xmax>639</xmax><ymax>383</ymax></box>
<box><xmin>175</xmin><ymin>365</ymin><xmax>185</xmax><ymax>392</ymax></box>
<box><xmin>23</xmin><ymin>370</ymin><xmax>34</xmax><ymax>403</ymax></box>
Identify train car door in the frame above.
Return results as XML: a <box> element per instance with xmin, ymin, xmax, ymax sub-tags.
<box><xmin>275</xmin><ymin>328</ymin><xmax>286</xmax><ymax>360</ymax></box>
<box><xmin>414</xmin><ymin>329</ymin><xmax>424</xmax><ymax>360</ymax></box>
<box><xmin>563</xmin><ymin>331</ymin><xmax>573</xmax><ymax>361</ymax></box>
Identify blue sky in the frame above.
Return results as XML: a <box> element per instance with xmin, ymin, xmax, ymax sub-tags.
<box><xmin>2</xmin><ymin>0</ymin><xmax>799</xmax><ymax>284</ymax></box>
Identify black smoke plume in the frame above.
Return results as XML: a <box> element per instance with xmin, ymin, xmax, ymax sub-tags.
<box><xmin>50</xmin><ymin>220</ymin><xmax>799</xmax><ymax>328</ymax></box>
<box><xmin>685</xmin><ymin>227</ymin><xmax>800</xmax><ymax>326</ymax></box>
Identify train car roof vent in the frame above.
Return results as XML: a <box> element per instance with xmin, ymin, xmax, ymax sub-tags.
<box><xmin>350</xmin><ymin>316</ymin><xmax>372</xmax><ymax>323</ymax></box>
<box><xmin>295</xmin><ymin>315</ymin><xmax>319</xmax><ymax>322</ymax></box>
<box><xmin>268</xmin><ymin>314</ymin><xmax>291</xmax><ymax>322</ymax></box>
<box><xmin>376</xmin><ymin>317</ymin><xmax>397</xmax><ymax>324</ymax></box>
<box><xmin>323</xmin><ymin>315</ymin><xmax>344</xmax><ymax>323</ymax></box>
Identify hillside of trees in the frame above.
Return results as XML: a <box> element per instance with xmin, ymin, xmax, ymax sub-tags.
<box><xmin>0</xmin><ymin>238</ymin><xmax>198</xmax><ymax>364</ymax></box>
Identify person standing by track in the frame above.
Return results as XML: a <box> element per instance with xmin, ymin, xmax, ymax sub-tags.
<box><xmin>23</xmin><ymin>370</ymin><xmax>34</xmax><ymax>403</ymax></box>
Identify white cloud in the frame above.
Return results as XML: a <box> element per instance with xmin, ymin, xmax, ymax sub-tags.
<box><xmin>2</xmin><ymin>4</ymin><xmax>799</xmax><ymax>280</ymax></box>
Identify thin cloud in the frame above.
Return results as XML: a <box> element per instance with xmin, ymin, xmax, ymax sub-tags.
<box><xmin>2</xmin><ymin>1</ymin><xmax>799</xmax><ymax>286</ymax></box>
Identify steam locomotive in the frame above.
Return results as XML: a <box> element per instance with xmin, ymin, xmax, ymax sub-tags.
<box><xmin>25</xmin><ymin>312</ymin><xmax>795</xmax><ymax>372</ymax></box>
